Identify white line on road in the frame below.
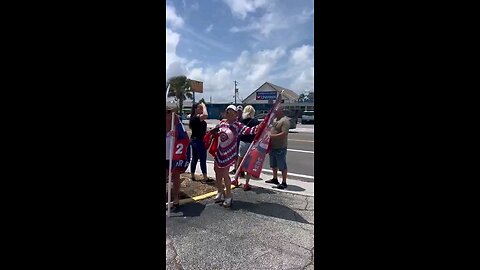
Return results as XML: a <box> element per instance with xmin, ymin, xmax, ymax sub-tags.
<box><xmin>287</xmin><ymin>149</ymin><xmax>314</xmax><ymax>154</ymax></box>
<box><xmin>288</xmin><ymin>139</ymin><xmax>314</xmax><ymax>143</ymax></box>
<box><xmin>261</xmin><ymin>168</ymin><xmax>314</xmax><ymax>179</ymax></box>
<box><xmin>205</xmin><ymin>160</ymin><xmax>314</xmax><ymax>179</ymax></box>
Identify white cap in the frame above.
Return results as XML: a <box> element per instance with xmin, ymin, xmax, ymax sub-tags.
<box><xmin>236</xmin><ymin>105</ymin><xmax>243</xmax><ymax>111</ymax></box>
<box><xmin>225</xmin><ymin>105</ymin><xmax>237</xmax><ymax>112</ymax></box>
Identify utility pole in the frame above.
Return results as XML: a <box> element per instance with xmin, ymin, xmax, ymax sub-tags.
<box><xmin>234</xmin><ymin>80</ymin><xmax>238</xmax><ymax>105</ymax></box>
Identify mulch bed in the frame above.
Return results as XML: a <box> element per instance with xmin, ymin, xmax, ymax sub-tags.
<box><xmin>165</xmin><ymin>173</ymin><xmax>217</xmax><ymax>203</ymax></box>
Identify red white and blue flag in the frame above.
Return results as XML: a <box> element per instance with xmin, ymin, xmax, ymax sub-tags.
<box><xmin>170</xmin><ymin>114</ymin><xmax>191</xmax><ymax>173</ymax></box>
<box><xmin>238</xmin><ymin>91</ymin><xmax>283</xmax><ymax>178</ymax></box>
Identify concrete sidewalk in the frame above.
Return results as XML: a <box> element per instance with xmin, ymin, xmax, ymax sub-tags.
<box><xmin>187</xmin><ymin>161</ymin><xmax>314</xmax><ymax>197</ymax></box>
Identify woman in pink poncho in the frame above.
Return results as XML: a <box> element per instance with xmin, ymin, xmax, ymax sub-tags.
<box><xmin>212</xmin><ymin>105</ymin><xmax>264</xmax><ymax>207</ymax></box>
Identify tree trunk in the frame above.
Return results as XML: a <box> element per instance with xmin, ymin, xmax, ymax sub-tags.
<box><xmin>179</xmin><ymin>98</ymin><xmax>183</xmax><ymax>118</ymax></box>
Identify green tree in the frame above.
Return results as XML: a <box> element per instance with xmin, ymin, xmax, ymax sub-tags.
<box><xmin>307</xmin><ymin>91</ymin><xmax>314</xmax><ymax>101</ymax></box>
<box><xmin>298</xmin><ymin>91</ymin><xmax>314</xmax><ymax>102</ymax></box>
<box><xmin>167</xmin><ymin>75</ymin><xmax>193</xmax><ymax>116</ymax></box>
<box><xmin>298</xmin><ymin>93</ymin><xmax>306</xmax><ymax>102</ymax></box>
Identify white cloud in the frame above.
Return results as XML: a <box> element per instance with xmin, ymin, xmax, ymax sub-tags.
<box><xmin>166</xmin><ymin>4</ymin><xmax>184</xmax><ymax>28</ymax></box>
<box><xmin>205</xmin><ymin>24</ymin><xmax>213</xmax><ymax>33</ymax></box>
<box><xmin>229</xmin><ymin>2</ymin><xmax>313</xmax><ymax>40</ymax></box>
<box><xmin>230</xmin><ymin>12</ymin><xmax>288</xmax><ymax>37</ymax></box>
<box><xmin>166</xmin><ymin>27</ymin><xmax>187</xmax><ymax>78</ymax></box>
<box><xmin>223</xmin><ymin>0</ymin><xmax>270</xmax><ymax>19</ymax></box>
<box><xmin>287</xmin><ymin>45</ymin><xmax>314</xmax><ymax>91</ymax></box>
<box><xmin>184</xmin><ymin>47</ymin><xmax>288</xmax><ymax>102</ymax></box>
<box><xmin>290</xmin><ymin>44</ymin><xmax>314</xmax><ymax>66</ymax></box>
<box><xmin>182</xmin><ymin>27</ymin><xmax>231</xmax><ymax>52</ymax></box>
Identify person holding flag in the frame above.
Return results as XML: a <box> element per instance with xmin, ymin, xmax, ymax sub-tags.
<box><xmin>209</xmin><ymin>105</ymin><xmax>265</xmax><ymax>208</ymax></box>
<box><xmin>233</xmin><ymin>92</ymin><xmax>285</xmax><ymax>188</ymax></box>
<box><xmin>165</xmin><ymin>104</ymin><xmax>191</xmax><ymax>210</ymax></box>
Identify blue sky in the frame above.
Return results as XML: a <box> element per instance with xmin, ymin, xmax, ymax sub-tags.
<box><xmin>166</xmin><ymin>0</ymin><xmax>314</xmax><ymax>103</ymax></box>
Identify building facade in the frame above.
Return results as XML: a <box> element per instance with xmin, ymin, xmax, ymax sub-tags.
<box><xmin>169</xmin><ymin>81</ymin><xmax>314</xmax><ymax>119</ymax></box>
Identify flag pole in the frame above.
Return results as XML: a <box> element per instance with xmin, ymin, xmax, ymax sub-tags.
<box><xmin>167</xmin><ymin>111</ymin><xmax>175</xmax><ymax>217</ymax></box>
<box><xmin>234</xmin><ymin>90</ymin><xmax>284</xmax><ymax>182</ymax></box>
<box><xmin>234</xmin><ymin>138</ymin><xmax>256</xmax><ymax>182</ymax></box>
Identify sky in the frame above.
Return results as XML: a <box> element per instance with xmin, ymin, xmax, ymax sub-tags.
<box><xmin>166</xmin><ymin>0</ymin><xmax>314</xmax><ymax>103</ymax></box>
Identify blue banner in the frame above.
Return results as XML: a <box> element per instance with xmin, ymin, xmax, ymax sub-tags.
<box><xmin>256</xmin><ymin>91</ymin><xmax>277</xmax><ymax>100</ymax></box>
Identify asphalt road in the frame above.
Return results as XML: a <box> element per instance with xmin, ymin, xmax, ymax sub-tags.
<box><xmin>184</xmin><ymin>124</ymin><xmax>315</xmax><ymax>183</ymax></box>
<box><xmin>166</xmin><ymin>187</ymin><xmax>314</xmax><ymax>270</ymax></box>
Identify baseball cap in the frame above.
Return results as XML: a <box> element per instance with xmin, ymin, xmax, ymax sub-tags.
<box><xmin>225</xmin><ymin>105</ymin><xmax>237</xmax><ymax>112</ymax></box>
<box><xmin>236</xmin><ymin>105</ymin><xmax>243</xmax><ymax>111</ymax></box>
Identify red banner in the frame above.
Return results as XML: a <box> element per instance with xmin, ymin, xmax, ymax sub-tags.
<box><xmin>240</xmin><ymin>92</ymin><xmax>283</xmax><ymax>178</ymax></box>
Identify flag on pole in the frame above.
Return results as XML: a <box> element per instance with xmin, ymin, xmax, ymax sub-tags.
<box><xmin>170</xmin><ymin>114</ymin><xmax>191</xmax><ymax>173</ymax></box>
<box><xmin>239</xmin><ymin>91</ymin><xmax>284</xmax><ymax>178</ymax></box>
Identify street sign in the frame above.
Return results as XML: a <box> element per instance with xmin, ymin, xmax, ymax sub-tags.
<box><xmin>256</xmin><ymin>91</ymin><xmax>277</xmax><ymax>100</ymax></box>
<box><xmin>189</xmin><ymin>79</ymin><xmax>203</xmax><ymax>93</ymax></box>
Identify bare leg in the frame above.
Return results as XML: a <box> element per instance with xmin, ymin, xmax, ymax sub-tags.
<box><xmin>272</xmin><ymin>168</ymin><xmax>278</xmax><ymax>179</ymax></box>
<box><xmin>234</xmin><ymin>158</ymin><xmax>240</xmax><ymax>171</ymax></box>
<box><xmin>224</xmin><ymin>167</ymin><xmax>232</xmax><ymax>198</ymax></box>
<box><xmin>214</xmin><ymin>162</ymin><xmax>224</xmax><ymax>194</ymax></box>
<box><xmin>173</xmin><ymin>172</ymin><xmax>181</xmax><ymax>204</ymax></box>
<box><xmin>281</xmin><ymin>170</ymin><xmax>287</xmax><ymax>184</ymax></box>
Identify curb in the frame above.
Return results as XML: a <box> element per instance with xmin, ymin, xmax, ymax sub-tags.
<box><xmin>166</xmin><ymin>184</ymin><xmax>239</xmax><ymax>207</ymax></box>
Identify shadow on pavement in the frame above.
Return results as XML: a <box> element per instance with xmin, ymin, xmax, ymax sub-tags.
<box><xmin>170</xmin><ymin>202</ymin><xmax>206</xmax><ymax>218</ymax></box>
<box><xmin>231</xmin><ymin>201</ymin><xmax>311</xmax><ymax>224</ymax></box>
<box><xmin>272</xmin><ymin>184</ymin><xmax>306</xmax><ymax>192</ymax></box>
<box><xmin>250</xmin><ymin>187</ymin><xmax>276</xmax><ymax>195</ymax></box>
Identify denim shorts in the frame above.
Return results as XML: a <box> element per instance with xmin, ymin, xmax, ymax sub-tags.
<box><xmin>269</xmin><ymin>147</ymin><xmax>287</xmax><ymax>171</ymax></box>
<box><xmin>238</xmin><ymin>141</ymin><xmax>251</xmax><ymax>157</ymax></box>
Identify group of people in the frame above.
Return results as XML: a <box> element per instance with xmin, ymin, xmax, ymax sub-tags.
<box><xmin>166</xmin><ymin>100</ymin><xmax>290</xmax><ymax>209</ymax></box>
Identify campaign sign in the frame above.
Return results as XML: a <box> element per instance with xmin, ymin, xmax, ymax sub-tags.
<box><xmin>256</xmin><ymin>91</ymin><xmax>277</xmax><ymax>100</ymax></box>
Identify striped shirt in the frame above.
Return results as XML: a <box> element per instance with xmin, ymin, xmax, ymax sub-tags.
<box><xmin>214</xmin><ymin>119</ymin><xmax>259</xmax><ymax>168</ymax></box>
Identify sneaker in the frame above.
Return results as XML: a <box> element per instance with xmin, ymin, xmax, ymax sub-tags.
<box><xmin>231</xmin><ymin>180</ymin><xmax>240</xmax><ymax>187</ymax></box>
<box><xmin>223</xmin><ymin>197</ymin><xmax>232</xmax><ymax>208</ymax></box>
<box><xmin>214</xmin><ymin>193</ymin><xmax>224</xmax><ymax>203</ymax></box>
<box><xmin>276</xmin><ymin>182</ymin><xmax>288</xmax><ymax>189</ymax></box>
<box><xmin>229</xmin><ymin>169</ymin><xmax>236</xmax><ymax>175</ymax></box>
<box><xmin>265</xmin><ymin>178</ymin><xmax>279</xmax><ymax>185</ymax></box>
<box><xmin>243</xmin><ymin>183</ymin><xmax>251</xmax><ymax>191</ymax></box>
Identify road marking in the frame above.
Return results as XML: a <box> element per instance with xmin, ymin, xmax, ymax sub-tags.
<box><xmin>205</xmin><ymin>160</ymin><xmax>314</xmax><ymax>180</ymax></box>
<box><xmin>287</xmin><ymin>149</ymin><xmax>314</xmax><ymax>154</ymax></box>
<box><xmin>288</xmin><ymin>139</ymin><xmax>314</xmax><ymax>143</ymax></box>
<box><xmin>262</xmin><ymin>169</ymin><xmax>315</xmax><ymax>179</ymax></box>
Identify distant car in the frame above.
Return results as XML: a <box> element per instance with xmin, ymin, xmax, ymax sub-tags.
<box><xmin>301</xmin><ymin>111</ymin><xmax>314</xmax><ymax>124</ymax></box>
<box><xmin>255</xmin><ymin>113</ymin><xmax>297</xmax><ymax>130</ymax></box>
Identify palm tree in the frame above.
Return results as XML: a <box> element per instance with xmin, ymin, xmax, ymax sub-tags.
<box><xmin>166</xmin><ymin>75</ymin><xmax>193</xmax><ymax>116</ymax></box>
